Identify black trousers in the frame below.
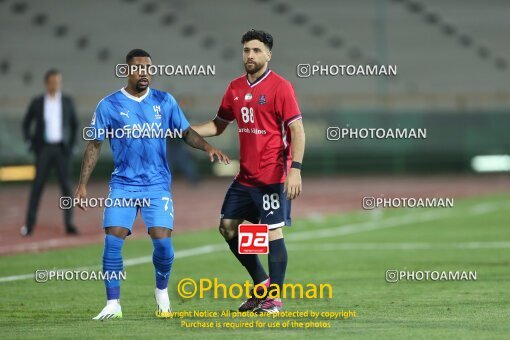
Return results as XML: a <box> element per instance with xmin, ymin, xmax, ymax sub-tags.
<box><xmin>26</xmin><ymin>143</ymin><xmax>73</xmax><ymax>231</ymax></box>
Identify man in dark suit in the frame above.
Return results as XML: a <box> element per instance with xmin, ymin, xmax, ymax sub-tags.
<box><xmin>21</xmin><ymin>69</ymin><xmax>79</xmax><ymax>236</ymax></box>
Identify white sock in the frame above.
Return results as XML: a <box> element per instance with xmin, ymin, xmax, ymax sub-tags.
<box><xmin>107</xmin><ymin>299</ymin><xmax>120</xmax><ymax>306</ymax></box>
<box><xmin>155</xmin><ymin>287</ymin><xmax>168</xmax><ymax>296</ymax></box>
<box><xmin>155</xmin><ymin>288</ymin><xmax>170</xmax><ymax>310</ymax></box>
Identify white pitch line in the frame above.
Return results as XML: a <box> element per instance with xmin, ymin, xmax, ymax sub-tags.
<box><xmin>0</xmin><ymin>273</ymin><xmax>34</xmax><ymax>282</ymax></box>
<box><xmin>287</xmin><ymin>241</ymin><xmax>510</xmax><ymax>251</ymax></box>
<box><xmin>287</xmin><ymin>200</ymin><xmax>508</xmax><ymax>242</ymax></box>
<box><xmin>0</xmin><ymin>201</ymin><xmax>507</xmax><ymax>283</ymax></box>
<box><xmin>0</xmin><ymin>244</ymin><xmax>227</xmax><ymax>283</ymax></box>
<box><xmin>0</xmin><ymin>236</ymin><xmax>104</xmax><ymax>255</ymax></box>
<box><xmin>286</xmin><ymin>210</ymin><xmax>446</xmax><ymax>242</ymax></box>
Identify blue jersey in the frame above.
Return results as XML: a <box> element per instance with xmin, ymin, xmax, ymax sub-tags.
<box><xmin>90</xmin><ymin>87</ymin><xmax>190</xmax><ymax>190</ymax></box>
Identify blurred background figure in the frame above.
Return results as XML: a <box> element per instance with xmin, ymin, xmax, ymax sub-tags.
<box><xmin>21</xmin><ymin>69</ymin><xmax>78</xmax><ymax>236</ymax></box>
<box><xmin>166</xmin><ymin>138</ymin><xmax>201</xmax><ymax>187</ymax></box>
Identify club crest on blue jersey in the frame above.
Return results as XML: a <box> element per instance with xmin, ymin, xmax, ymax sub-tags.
<box><xmin>258</xmin><ymin>95</ymin><xmax>266</xmax><ymax>105</ymax></box>
<box><xmin>153</xmin><ymin>105</ymin><xmax>162</xmax><ymax>119</ymax></box>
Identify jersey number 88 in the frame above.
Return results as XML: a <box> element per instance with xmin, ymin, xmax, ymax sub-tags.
<box><xmin>262</xmin><ymin>193</ymin><xmax>280</xmax><ymax>210</ymax></box>
<box><xmin>241</xmin><ymin>107</ymin><xmax>254</xmax><ymax>123</ymax></box>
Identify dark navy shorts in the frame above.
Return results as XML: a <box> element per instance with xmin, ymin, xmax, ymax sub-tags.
<box><xmin>220</xmin><ymin>181</ymin><xmax>291</xmax><ymax>229</ymax></box>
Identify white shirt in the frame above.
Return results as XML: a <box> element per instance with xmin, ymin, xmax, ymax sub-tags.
<box><xmin>44</xmin><ymin>91</ymin><xmax>63</xmax><ymax>143</ymax></box>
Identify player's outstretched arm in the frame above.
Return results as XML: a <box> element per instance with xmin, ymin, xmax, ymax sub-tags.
<box><xmin>284</xmin><ymin>119</ymin><xmax>305</xmax><ymax>200</ymax></box>
<box><xmin>182</xmin><ymin>127</ymin><xmax>230</xmax><ymax>164</ymax></box>
<box><xmin>191</xmin><ymin>117</ymin><xmax>229</xmax><ymax>137</ymax></box>
<box><xmin>75</xmin><ymin>140</ymin><xmax>102</xmax><ymax>211</ymax></box>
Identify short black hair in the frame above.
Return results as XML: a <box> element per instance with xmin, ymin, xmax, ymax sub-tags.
<box><xmin>44</xmin><ymin>69</ymin><xmax>60</xmax><ymax>82</ymax></box>
<box><xmin>241</xmin><ymin>29</ymin><xmax>273</xmax><ymax>50</ymax></box>
<box><xmin>126</xmin><ymin>49</ymin><xmax>152</xmax><ymax>63</ymax></box>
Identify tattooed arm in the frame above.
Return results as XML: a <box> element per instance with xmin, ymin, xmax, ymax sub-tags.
<box><xmin>182</xmin><ymin>127</ymin><xmax>230</xmax><ymax>164</ymax></box>
<box><xmin>74</xmin><ymin>140</ymin><xmax>102</xmax><ymax>211</ymax></box>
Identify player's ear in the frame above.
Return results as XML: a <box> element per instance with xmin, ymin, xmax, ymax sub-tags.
<box><xmin>266</xmin><ymin>50</ymin><xmax>272</xmax><ymax>62</ymax></box>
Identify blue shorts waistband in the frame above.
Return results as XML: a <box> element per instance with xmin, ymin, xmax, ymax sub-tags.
<box><xmin>109</xmin><ymin>182</ymin><xmax>170</xmax><ymax>192</ymax></box>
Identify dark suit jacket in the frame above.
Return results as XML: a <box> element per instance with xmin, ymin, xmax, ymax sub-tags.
<box><xmin>22</xmin><ymin>93</ymin><xmax>78</xmax><ymax>155</ymax></box>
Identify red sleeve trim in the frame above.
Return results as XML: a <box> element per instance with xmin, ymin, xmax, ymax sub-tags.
<box><xmin>285</xmin><ymin>114</ymin><xmax>302</xmax><ymax>127</ymax></box>
<box><xmin>215</xmin><ymin>114</ymin><xmax>235</xmax><ymax>123</ymax></box>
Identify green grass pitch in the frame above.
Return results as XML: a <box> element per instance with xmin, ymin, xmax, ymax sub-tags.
<box><xmin>1</xmin><ymin>194</ymin><xmax>509</xmax><ymax>339</ymax></box>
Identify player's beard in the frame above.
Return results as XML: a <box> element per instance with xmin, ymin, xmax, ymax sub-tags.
<box><xmin>135</xmin><ymin>78</ymin><xmax>149</xmax><ymax>92</ymax></box>
<box><xmin>244</xmin><ymin>61</ymin><xmax>264</xmax><ymax>75</ymax></box>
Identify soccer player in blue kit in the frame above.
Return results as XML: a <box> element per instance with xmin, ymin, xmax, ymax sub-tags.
<box><xmin>74</xmin><ymin>49</ymin><xmax>229</xmax><ymax>320</ymax></box>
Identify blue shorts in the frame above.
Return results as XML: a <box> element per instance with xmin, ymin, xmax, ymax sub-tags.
<box><xmin>220</xmin><ymin>181</ymin><xmax>291</xmax><ymax>230</ymax></box>
<box><xmin>103</xmin><ymin>188</ymin><xmax>174</xmax><ymax>235</ymax></box>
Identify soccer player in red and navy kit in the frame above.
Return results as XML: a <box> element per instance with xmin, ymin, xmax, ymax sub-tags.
<box><xmin>193</xmin><ymin>30</ymin><xmax>306</xmax><ymax>313</ymax></box>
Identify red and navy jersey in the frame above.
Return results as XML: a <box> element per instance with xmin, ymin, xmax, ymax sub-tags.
<box><xmin>216</xmin><ymin>69</ymin><xmax>302</xmax><ymax>187</ymax></box>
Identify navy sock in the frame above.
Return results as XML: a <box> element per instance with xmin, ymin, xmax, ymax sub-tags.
<box><xmin>103</xmin><ymin>234</ymin><xmax>124</xmax><ymax>300</ymax></box>
<box><xmin>227</xmin><ymin>237</ymin><xmax>268</xmax><ymax>284</ymax></box>
<box><xmin>268</xmin><ymin>238</ymin><xmax>288</xmax><ymax>289</ymax></box>
<box><xmin>152</xmin><ymin>237</ymin><xmax>174</xmax><ymax>290</ymax></box>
